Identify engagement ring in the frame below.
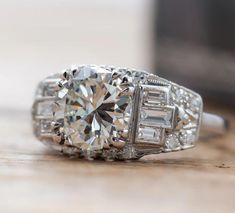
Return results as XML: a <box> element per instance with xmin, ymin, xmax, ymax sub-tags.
<box><xmin>32</xmin><ymin>64</ymin><xmax>227</xmax><ymax>160</ymax></box>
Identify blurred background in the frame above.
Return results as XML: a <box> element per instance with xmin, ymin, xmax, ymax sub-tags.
<box><xmin>0</xmin><ymin>0</ymin><xmax>153</xmax><ymax>110</ymax></box>
<box><xmin>156</xmin><ymin>0</ymin><xmax>235</xmax><ymax>106</ymax></box>
<box><xmin>1</xmin><ymin>0</ymin><xmax>235</xmax><ymax>110</ymax></box>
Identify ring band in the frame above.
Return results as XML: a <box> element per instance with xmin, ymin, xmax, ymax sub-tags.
<box><xmin>32</xmin><ymin>64</ymin><xmax>228</xmax><ymax>160</ymax></box>
<box><xmin>201</xmin><ymin>112</ymin><xmax>228</xmax><ymax>136</ymax></box>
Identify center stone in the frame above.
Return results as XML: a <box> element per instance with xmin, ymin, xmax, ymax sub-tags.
<box><xmin>62</xmin><ymin>65</ymin><xmax>133</xmax><ymax>151</ymax></box>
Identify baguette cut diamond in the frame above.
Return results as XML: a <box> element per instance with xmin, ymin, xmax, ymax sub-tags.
<box><xmin>142</xmin><ymin>85</ymin><xmax>170</xmax><ymax>105</ymax></box>
<box><xmin>137</xmin><ymin>127</ymin><xmax>162</xmax><ymax>143</ymax></box>
<box><xmin>140</xmin><ymin>106</ymin><xmax>175</xmax><ymax>129</ymax></box>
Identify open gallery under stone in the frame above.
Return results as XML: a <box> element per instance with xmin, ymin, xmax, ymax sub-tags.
<box><xmin>32</xmin><ymin>64</ymin><xmax>208</xmax><ymax>160</ymax></box>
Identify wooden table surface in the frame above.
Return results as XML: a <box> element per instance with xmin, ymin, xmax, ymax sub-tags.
<box><xmin>0</xmin><ymin>104</ymin><xmax>235</xmax><ymax>213</ymax></box>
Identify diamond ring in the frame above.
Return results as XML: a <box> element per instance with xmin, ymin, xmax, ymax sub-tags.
<box><xmin>32</xmin><ymin>64</ymin><xmax>227</xmax><ymax>160</ymax></box>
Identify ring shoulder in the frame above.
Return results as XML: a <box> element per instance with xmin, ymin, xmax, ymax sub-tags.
<box><xmin>132</xmin><ymin>73</ymin><xmax>203</xmax><ymax>157</ymax></box>
<box><xmin>32</xmin><ymin>74</ymin><xmax>63</xmax><ymax>150</ymax></box>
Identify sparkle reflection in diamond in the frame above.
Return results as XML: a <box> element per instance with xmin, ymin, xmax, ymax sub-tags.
<box><xmin>58</xmin><ymin>65</ymin><xmax>133</xmax><ymax>151</ymax></box>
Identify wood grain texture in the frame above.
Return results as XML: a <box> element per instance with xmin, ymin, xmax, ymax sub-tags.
<box><xmin>0</xmin><ymin>104</ymin><xmax>235</xmax><ymax>213</ymax></box>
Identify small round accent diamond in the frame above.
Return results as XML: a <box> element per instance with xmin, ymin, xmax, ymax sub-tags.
<box><xmin>179</xmin><ymin>130</ymin><xmax>196</xmax><ymax>146</ymax></box>
<box><xmin>165</xmin><ymin>134</ymin><xmax>181</xmax><ymax>151</ymax></box>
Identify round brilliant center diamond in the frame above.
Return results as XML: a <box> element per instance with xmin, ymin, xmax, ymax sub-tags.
<box><xmin>59</xmin><ymin>66</ymin><xmax>132</xmax><ymax>151</ymax></box>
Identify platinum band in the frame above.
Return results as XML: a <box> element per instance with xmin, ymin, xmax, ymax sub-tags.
<box><xmin>201</xmin><ymin>112</ymin><xmax>228</xmax><ymax>135</ymax></box>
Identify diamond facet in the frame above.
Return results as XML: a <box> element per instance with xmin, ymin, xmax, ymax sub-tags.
<box><xmin>58</xmin><ymin>65</ymin><xmax>133</xmax><ymax>151</ymax></box>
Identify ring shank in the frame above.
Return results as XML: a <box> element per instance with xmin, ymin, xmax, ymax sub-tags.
<box><xmin>201</xmin><ymin>112</ymin><xmax>228</xmax><ymax>135</ymax></box>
